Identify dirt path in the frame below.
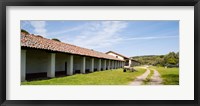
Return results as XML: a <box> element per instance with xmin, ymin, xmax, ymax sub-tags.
<box><xmin>129</xmin><ymin>66</ymin><xmax>163</xmax><ymax>85</ymax></box>
<box><xmin>149</xmin><ymin>69</ymin><xmax>162</xmax><ymax>85</ymax></box>
<box><xmin>129</xmin><ymin>68</ymin><xmax>150</xmax><ymax>85</ymax></box>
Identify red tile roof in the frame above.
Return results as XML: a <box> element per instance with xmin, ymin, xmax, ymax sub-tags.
<box><xmin>21</xmin><ymin>33</ymin><xmax>124</xmax><ymax>61</ymax></box>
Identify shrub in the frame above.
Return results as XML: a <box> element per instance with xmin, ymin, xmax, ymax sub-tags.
<box><xmin>52</xmin><ymin>38</ymin><xmax>61</xmax><ymax>42</ymax></box>
<box><xmin>21</xmin><ymin>29</ymin><xmax>30</xmax><ymax>34</ymax></box>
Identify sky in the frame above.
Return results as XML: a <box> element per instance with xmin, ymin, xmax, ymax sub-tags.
<box><xmin>21</xmin><ymin>20</ymin><xmax>179</xmax><ymax>57</ymax></box>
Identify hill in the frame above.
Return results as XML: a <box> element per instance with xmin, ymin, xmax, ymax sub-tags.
<box><xmin>131</xmin><ymin>52</ymin><xmax>179</xmax><ymax>67</ymax></box>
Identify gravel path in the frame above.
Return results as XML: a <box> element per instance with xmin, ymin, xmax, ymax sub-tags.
<box><xmin>149</xmin><ymin>69</ymin><xmax>163</xmax><ymax>85</ymax></box>
<box><xmin>129</xmin><ymin>68</ymin><xmax>150</xmax><ymax>85</ymax></box>
<box><xmin>129</xmin><ymin>67</ymin><xmax>163</xmax><ymax>85</ymax></box>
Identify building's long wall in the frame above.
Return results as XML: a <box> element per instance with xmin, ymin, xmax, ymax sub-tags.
<box><xmin>22</xmin><ymin>49</ymin><xmax>124</xmax><ymax>81</ymax></box>
<box><xmin>27</xmin><ymin>50</ymin><xmax>70</xmax><ymax>74</ymax></box>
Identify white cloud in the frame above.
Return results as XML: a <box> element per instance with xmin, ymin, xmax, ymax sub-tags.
<box><xmin>29</xmin><ymin>21</ymin><xmax>47</xmax><ymax>37</ymax></box>
<box><xmin>27</xmin><ymin>21</ymin><xmax>177</xmax><ymax>49</ymax></box>
<box><xmin>122</xmin><ymin>35</ymin><xmax>178</xmax><ymax>41</ymax></box>
<box><xmin>21</xmin><ymin>21</ymin><xmax>29</xmax><ymax>28</ymax></box>
<box><xmin>47</xmin><ymin>25</ymin><xmax>86</xmax><ymax>37</ymax></box>
<box><xmin>70</xmin><ymin>21</ymin><xmax>127</xmax><ymax>49</ymax></box>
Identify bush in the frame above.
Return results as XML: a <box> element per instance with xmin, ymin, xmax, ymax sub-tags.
<box><xmin>21</xmin><ymin>29</ymin><xmax>29</xmax><ymax>34</ymax></box>
<box><xmin>52</xmin><ymin>38</ymin><xmax>61</xmax><ymax>42</ymax></box>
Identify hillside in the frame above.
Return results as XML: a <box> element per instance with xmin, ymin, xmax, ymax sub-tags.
<box><xmin>131</xmin><ymin>52</ymin><xmax>179</xmax><ymax>66</ymax></box>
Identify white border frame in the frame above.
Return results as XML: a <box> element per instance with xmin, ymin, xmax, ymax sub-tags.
<box><xmin>6</xmin><ymin>6</ymin><xmax>194</xmax><ymax>100</ymax></box>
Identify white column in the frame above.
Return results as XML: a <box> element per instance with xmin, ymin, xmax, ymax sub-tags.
<box><xmin>81</xmin><ymin>56</ymin><xmax>86</xmax><ymax>74</ymax></box>
<box><xmin>103</xmin><ymin>59</ymin><xmax>106</xmax><ymax>70</ymax></box>
<box><xmin>97</xmin><ymin>59</ymin><xmax>101</xmax><ymax>71</ymax></box>
<box><xmin>118</xmin><ymin>61</ymin><xmax>119</xmax><ymax>68</ymax></box>
<box><xmin>114</xmin><ymin>61</ymin><xmax>116</xmax><ymax>69</ymax></box>
<box><xmin>115</xmin><ymin>61</ymin><xmax>117</xmax><ymax>69</ymax></box>
<box><xmin>67</xmin><ymin>55</ymin><xmax>73</xmax><ymax>75</ymax></box>
<box><xmin>108</xmin><ymin>60</ymin><xmax>110</xmax><ymax>70</ymax></box>
<box><xmin>90</xmin><ymin>58</ymin><xmax>94</xmax><ymax>72</ymax></box>
<box><xmin>115</xmin><ymin>61</ymin><xmax>117</xmax><ymax>68</ymax></box>
<box><xmin>113</xmin><ymin>61</ymin><xmax>115</xmax><ymax>69</ymax></box>
<box><xmin>117</xmin><ymin>61</ymin><xmax>119</xmax><ymax>68</ymax></box>
<box><xmin>116</xmin><ymin>61</ymin><xmax>118</xmax><ymax>68</ymax></box>
<box><xmin>112</xmin><ymin>61</ymin><xmax>114</xmax><ymax>69</ymax></box>
<box><xmin>47</xmin><ymin>53</ymin><xmax>56</xmax><ymax>78</ymax></box>
<box><xmin>111</xmin><ymin>60</ymin><xmax>113</xmax><ymax>69</ymax></box>
<box><xmin>21</xmin><ymin>50</ymin><xmax>26</xmax><ymax>81</ymax></box>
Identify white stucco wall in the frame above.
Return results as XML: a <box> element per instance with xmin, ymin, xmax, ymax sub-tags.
<box><xmin>21</xmin><ymin>50</ymin><xmax>26</xmax><ymax>81</ymax></box>
<box><xmin>106</xmin><ymin>60</ymin><xmax>109</xmax><ymax>69</ymax></box>
<box><xmin>86</xmin><ymin>57</ymin><xmax>91</xmax><ymax>70</ymax></box>
<box><xmin>94</xmin><ymin>58</ymin><xmax>99</xmax><ymax>70</ymax></box>
<box><xmin>107</xmin><ymin>52</ymin><xmax>124</xmax><ymax>60</ymax></box>
<box><xmin>25</xmin><ymin>49</ymin><xmax>121</xmax><ymax>75</ymax></box>
<box><xmin>55</xmin><ymin>53</ymin><xmax>68</xmax><ymax>71</ymax></box>
<box><xmin>26</xmin><ymin>50</ymin><xmax>70</xmax><ymax>74</ymax></box>
<box><xmin>101</xmin><ymin>59</ymin><xmax>104</xmax><ymax>70</ymax></box>
<box><xmin>26</xmin><ymin>49</ymin><xmax>50</xmax><ymax>74</ymax></box>
<box><xmin>129</xmin><ymin>59</ymin><xmax>132</xmax><ymax>67</ymax></box>
<box><xmin>73</xmin><ymin>55</ymin><xmax>82</xmax><ymax>72</ymax></box>
<box><xmin>73</xmin><ymin>55</ymin><xmax>94</xmax><ymax>72</ymax></box>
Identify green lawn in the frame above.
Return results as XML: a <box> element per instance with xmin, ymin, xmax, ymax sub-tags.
<box><xmin>21</xmin><ymin>68</ymin><xmax>146</xmax><ymax>85</ymax></box>
<box><xmin>149</xmin><ymin>66</ymin><xmax>179</xmax><ymax>85</ymax></box>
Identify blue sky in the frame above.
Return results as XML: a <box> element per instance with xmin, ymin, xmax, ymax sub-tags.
<box><xmin>21</xmin><ymin>20</ymin><xmax>179</xmax><ymax>57</ymax></box>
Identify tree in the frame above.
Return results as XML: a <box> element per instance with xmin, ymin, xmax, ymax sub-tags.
<box><xmin>52</xmin><ymin>38</ymin><xmax>61</xmax><ymax>42</ymax></box>
<box><xmin>166</xmin><ymin>58</ymin><xmax>177</xmax><ymax>65</ymax></box>
<box><xmin>21</xmin><ymin>29</ymin><xmax>29</xmax><ymax>34</ymax></box>
<box><xmin>164</xmin><ymin>52</ymin><xmax>178</xmax><ymax>65</ymax></box>
<box><xmin>132</xmin><ymin>51</ymin><xmax>179</xmax><ymax>66</ymax></box>
<box><xmin>176</xmin><ymin>52</ymin><xmax>179</xmax><ymax>64</ymax></box>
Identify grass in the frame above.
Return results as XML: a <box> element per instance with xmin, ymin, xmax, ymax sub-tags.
<box><xmin>149</xmin><ymin>66</ymin><xmax>179</xmax><ymax>85</ymax></box>
<box><xmin>21</xmin><ymin>68</ymin><xmax>146</xmax><ymax>85</ymax></box>
<box><xmin>143</xmin><ymin>69</ymin><xmax>154</xmax><ymax>85</ymax></box>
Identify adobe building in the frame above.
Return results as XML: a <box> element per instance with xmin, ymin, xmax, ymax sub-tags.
<box><xmin>21</xmin><ymin>33</ymin><xmax>125</xmax><ymax>81</ymax></box>
<box><xmin>106</xmin><ymin>51</ymin><xmax>141</xmax><ymax>67</ymax></box>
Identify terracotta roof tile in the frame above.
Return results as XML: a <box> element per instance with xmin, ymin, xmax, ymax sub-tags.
<box><xmin>21</xmin><ymin>33</ymin><xmax>124</xmax><ymax>61</ymax></box>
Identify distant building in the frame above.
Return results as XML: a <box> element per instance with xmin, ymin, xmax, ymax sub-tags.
<box><xmin>106</xmin><ymin>51</ymin><xmax>140</xmax><ymax>67</ymax></box>
<box><xmin>129</xmin><ymin>59</ymin><xmax>141</xmax><ymax>67</ymax></box>
<box><xmin>106</xmin><ymin>51</ymin><xmax>129</xmax><ymax>61</ymax></box>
